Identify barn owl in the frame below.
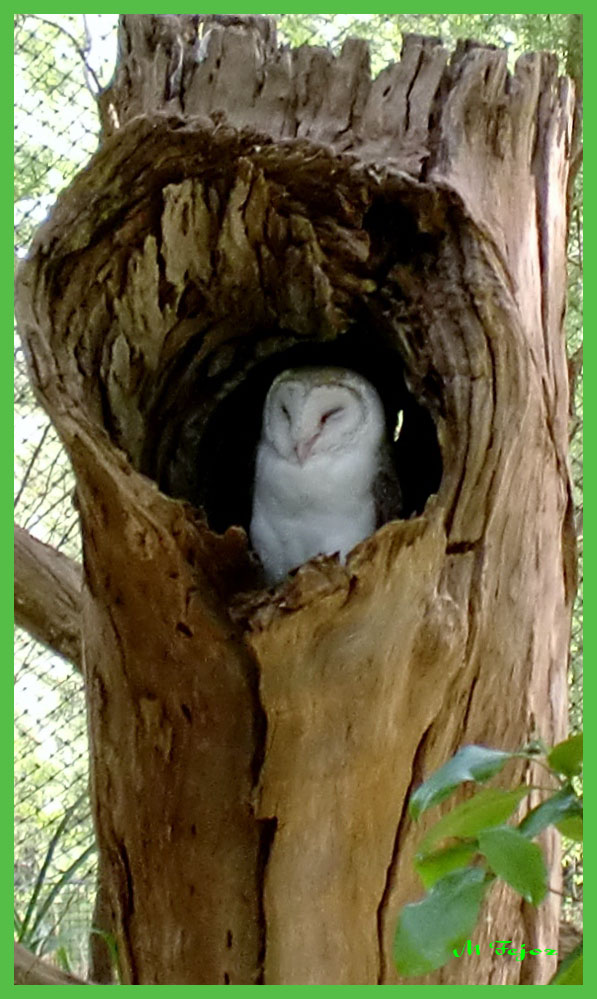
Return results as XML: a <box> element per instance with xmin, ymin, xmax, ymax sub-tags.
<box><xmin>250</xmin><ymin>366</ymin><xmax>401</xmax><ymax>584</ymax></box>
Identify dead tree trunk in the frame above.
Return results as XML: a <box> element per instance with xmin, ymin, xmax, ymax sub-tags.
<box><xmin>16</xmin><ymin>15</ymin><xmax>576</xmax><ymax>985</ymax></box>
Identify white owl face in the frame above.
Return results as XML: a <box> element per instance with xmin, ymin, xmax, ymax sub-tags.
<box><xmin>262</xmin><ymin>367</ymin><xmax>385</xmax><ymax>465</ymax></box>
<box><xmin>251</xmin><ymin>365</ymin><xmax>399</xmax><ymax>583</ymax></box>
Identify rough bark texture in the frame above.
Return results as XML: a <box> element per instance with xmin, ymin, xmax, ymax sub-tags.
<box><xmin>15</xmin><ymin>16</ymin><xmax>576</xmax><ymax>985</ymax></box>
<box><xmin>14</xmin><ymin>524</ymin><xmax>82</xmax><ymax>670</ymax></box>
<box><xmin>89</xmin><ymin>857</ymin><xmax>115</xmax><ymax>984</ymax></box>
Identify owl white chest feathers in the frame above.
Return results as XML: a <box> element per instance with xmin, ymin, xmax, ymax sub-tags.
<box><xmin>249</xmin><ymin>366</ymin><xmax>401</xmax><ymax>585</ymax></box>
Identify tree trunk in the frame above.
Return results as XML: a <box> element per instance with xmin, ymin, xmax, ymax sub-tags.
<box><xmin>15</xmin><ymin>15</ymin><xmax>576</xmax><ymax>985</ymax></box>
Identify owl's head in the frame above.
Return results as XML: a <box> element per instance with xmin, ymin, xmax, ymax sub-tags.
<box><xmin>262</xmin><ymin>366</ymin><xmax>386</xmax><ymax>465</ymax></box>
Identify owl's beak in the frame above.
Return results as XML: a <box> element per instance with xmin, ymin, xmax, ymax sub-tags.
<box><xmin>295</xmin><ymin>435</ymin><xmax>319</xmax><ymax>464</ymax></box>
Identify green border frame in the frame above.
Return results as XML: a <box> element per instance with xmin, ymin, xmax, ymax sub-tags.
<box><xmin>12</xmin><ymin>6</ymin><xmax>587</xmax><ymax>995</ymax></box>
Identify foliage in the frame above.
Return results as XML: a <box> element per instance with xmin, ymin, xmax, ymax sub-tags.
<box><xmin>14</xmin><ymin>14</ymin><xmax>115</xmax><ymax>256</ymax></box>
<box><xmin>550</xmin><ymin>942</ymin><xmax>583</xmax><ymax>985</ymax></box>
<box><xmin>275</xmin><ymin>13</ymin><xmax>580</xmax><ymax>78</ymax></box>
<box><xmin>394</xmin><ymin>867</ymin><xmax>487</xmax><ymax>978</ymax></box>
<box><xmin>15</xmin><ymin>792</ymin><xmax>96</xmax><ymax>957</ymax></box>
<box><xmin>393</xmin><ymin>740</ymin><xmax>583</xmax><ymax>982</ymax></box>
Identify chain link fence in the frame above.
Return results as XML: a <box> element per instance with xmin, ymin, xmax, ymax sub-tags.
<box><xmin>14</xmin><ymin>14</ymin><xmax>582</xmax><ymax>979</ymax></box>
<box><xmin>14</xmin><ymin>14</ymin><xmax>118</xmax><ymax>976</ymax></box>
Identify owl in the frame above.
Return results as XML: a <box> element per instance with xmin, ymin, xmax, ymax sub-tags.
<box><xmin>250</xmin><ymin>366</ymin><xmax>402</xmax><ymax>584</ymax></box>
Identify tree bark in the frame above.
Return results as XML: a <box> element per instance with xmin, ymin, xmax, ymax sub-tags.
<box><xmin>14</xmin><ymin>942</ymin><xmax>89</xmax><ymax>985</ymax></box>
<box><xmin>14</xmin><ymin>524</ymin><xmax>82</xmax><ymax>670</ymax></box>
<box><xmin>15</xmin><ymin>16</ymin><xmax>576</xmax><ymax>985</ymax></box>
<box><xmin>88</xmin><ymin>856</ymin><xmax>115</xmax><ymax>984</ymax></box>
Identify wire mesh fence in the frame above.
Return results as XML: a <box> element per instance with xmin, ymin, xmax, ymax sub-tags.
<box><xmin>14</xmin><ymin>14</ymin><xmax>582</xmax><ymax>979</ymax></box>
<box><xmin>14</xmin><ymin>14</ymin><xmax>118</xmax><ymax>977</ymax></box>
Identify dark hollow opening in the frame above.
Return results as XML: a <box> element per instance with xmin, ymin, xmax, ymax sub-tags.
<box><xmin>150</xmin><ymin>329</ymin><xmax>443</xmax><ymax>539</ymax></box>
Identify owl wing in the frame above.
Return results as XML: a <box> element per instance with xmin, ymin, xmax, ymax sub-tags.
<box><xmin>373</xmin><ymin>444</ymin><xmax>402</xmax><ymax>527</ymax></box>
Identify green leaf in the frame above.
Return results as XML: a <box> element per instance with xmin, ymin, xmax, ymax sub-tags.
<box><xmin>17</xmin><ymin>807</ymin><xmax>75</xmax><ymax>943</ymax></box>
<box><xmin>419</xmin><ymin>786</ymin><xmax>530</xmax><ymax>856</ymax></box>
<box><xmin>415</xmin><ymin>843</ymin><xmax>478</xmax><ymax>890</ymax></box>
<box><xmin>393</xmin><ymin>867</ymin><xmax>487</xmax><ymax>977</ymax></box>
<box><xmin>409</xmin><ymin>746</ymin><xmax>516</xmax><ymax>819</ymax></box>
<box><xmin>549</xmin><ymin>942</ymin><xmax>583</xmax><ymax>984</ymax></box>
<box><xmin>556</xmin><ymin>815</ymin><xmax>583</xmax><ymax>841</ymax></box>
<box><xmin>478</xmin><ymin>825</ymin><xmax>548</xmax><ymax>904</ymax></box>
<box><xmin>547</xmin><ymin>733</ymin><xmax>583</xmax><ymax>777</ymax></box>
<box><xmin>16</xmin><ymin>790</ymin><xmax>90</xmax><ymax>944</ymax></box>
<box><xmin>55</xmin><ymin>946</ymin><xmax>72</xmax><ymax>974</ymax></box>
<box><xmin>27</xmin><ymin>842</ymin><xmax>96</xmax><ymax>939</ymax></box>
<box><xmin>519</xmin><ymin>787</ymin><xmax>582</xmax><ymax>840</ymax></box>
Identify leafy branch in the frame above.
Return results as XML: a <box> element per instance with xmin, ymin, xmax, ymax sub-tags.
<box><xmin>393</xmin><ymin>736</ymin><xmax>583</xmax><ymax>983</ymax></box>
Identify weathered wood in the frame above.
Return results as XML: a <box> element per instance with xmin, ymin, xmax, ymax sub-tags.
<box><xmin>14</xmin><ymin>942</ymin><xmax>89</xmax><ymax>985</ymax></box>
<box><xmin>15</xmin><ymin>17</ymin><xmax>575</xmax><ymax>985</ymax></box>
<box><xmin>14</xmin><ymin>523</ymin><xmax>82</xmax><ymax>670</ymax></box>
<box><xmin>73</xmin><ymin>434</ymin><xmax>264</xmax><ymax>984</ymax></box>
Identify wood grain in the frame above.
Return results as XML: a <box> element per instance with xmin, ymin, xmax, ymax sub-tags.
<box><xmin>15</xmin><ymin>18</ymin><xmax>575</xmax><ymax>984</ymax></box>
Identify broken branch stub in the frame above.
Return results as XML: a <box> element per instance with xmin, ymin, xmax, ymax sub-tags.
<box><xmin>15</xmin><ymin>17</ymin><xmax>575</xmax><ymax>985</ymax></box>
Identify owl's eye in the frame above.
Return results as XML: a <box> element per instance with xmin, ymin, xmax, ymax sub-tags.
<box><xmin>321</xmin><ymin>407</ymin><xmax>343</xmax><ymax>424</ymax></box>
<box><xmin>281</xmin><ymin>404</ymin><xmax>290</xmax><ymax>420</ymax></box>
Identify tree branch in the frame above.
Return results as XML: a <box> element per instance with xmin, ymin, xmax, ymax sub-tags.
<box><xmin>14</xmin><ymin>942</ymin><xmax>90</xmax><ymax>985</ymax></box>
<box><xmin>14</xmin><ymin>524</ymin><xmax>82</xmax><ymax>672</ymax></box>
